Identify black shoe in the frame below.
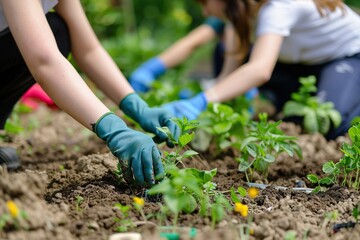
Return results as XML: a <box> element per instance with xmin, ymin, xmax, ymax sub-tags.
<box><xmin>0</xmin><ymin>147</ymin><xmax>20</xmax><ymax>170</ymax></box>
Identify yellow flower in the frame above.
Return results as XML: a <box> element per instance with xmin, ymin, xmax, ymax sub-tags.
<box><xmin>6</xmin><ymin>200</ymin><xmax>19</xmax><ymax>218</ymax></box>
<box><xmin>248</xmin><ymin>187</ymin><xmax>259</xmax><ymax>199</ymax></box>
<box><xmin>133</xmin><ymin>197</ymin><xmax>145</xmax><ymax>207</ymax></box>
<box><xmin>234</xmin><ymin>202</ymin><xmax>248</xmax><ymax>217</ymax></box>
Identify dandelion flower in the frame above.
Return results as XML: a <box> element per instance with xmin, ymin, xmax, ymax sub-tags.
<box><xmin>234</xmin><ymin>202</ymin><xmax>248</xmax><ymax>217</ymax></box>
<box><xmin>133</xmin><ymin>197</ymin><xmax>145</xmax><ymax>207</ymax></box>
<box><xmin>6</xmin><ymin>200</ymin><xmax>19</xmax><ymax>218</ymax></box>
<box><xmin>248</xmin><ymin>187</ymin><xmax>259</xmax><ymax>199</ymax></box>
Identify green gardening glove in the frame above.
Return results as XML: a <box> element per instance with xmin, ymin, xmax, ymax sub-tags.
<box><xmin>119</xmin><ymin>93</ymin><xmax>180</xmax><ymax>147</ymax></box>
<box><xmin>93</xmin><ymin>112</ymin><xmax>164</xmax><ymax>185</ymax></box>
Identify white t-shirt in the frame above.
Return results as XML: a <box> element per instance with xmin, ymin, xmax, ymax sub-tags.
<box><xmin>256</xmin><ymin>0</ymin><xmax>360</xmax><ymax>64</ymax></box>
<box><xmin>0</xmin><ymin>0</ymin><xmax>58</xmax><ymax>33</ymax></box>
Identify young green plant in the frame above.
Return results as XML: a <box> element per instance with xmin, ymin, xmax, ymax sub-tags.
<box><xmin>307</xmin><ymin>123</ymin><xmax>360</xmax><ymax>191</ymax></box>
<box><xmin>237</xmin><ymin>113</ymin><xmax>302</xmax><ymax>182</ymax></box>
<box><xmin>283</xmin><ymin>75</ymin><xmax>341</xmax><ymax>135</ymax></box>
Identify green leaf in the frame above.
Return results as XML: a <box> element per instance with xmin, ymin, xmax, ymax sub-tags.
<box><xmin>307</xmin><ymin>174</ymin><xmax>319</xmax><ymax>184</ymax></box>
<box><xmin>213</xmin><ymin>122</ymin><xmax>233</xmax><ymax>134</ymax></box>
<box><xmin>264</xmin><ymin>154</ymin><xmax>275</xmax><ymax>163</ymax></box>
<box><xmin>319</xmin><ymin>177</ymin><xmax>334</xmax><ymax>185</ymax></box>
<box><xmin>322</xmin><ymin>161</ymin><xmax>336</xmax><ymax>174</ymax></box>
<box><xmin>237</xmin><ymin>187</ymin><xmax>247</xmax><ymax>197</ymax></box>
<box><xmin>238</xmin><ymin>158</ymin><xmax>251</xmax><ymax>172</ymax></box>
<box><xmin>283</xmin><ymin>101</ymin><xmax>308</xmax><ymax>117</ymax></box>
<box><xmin>180</xmin><ymin>194</ymin><xmax>197</xmax><ymax>214</ymax></box>
<box><xmin>328</xmin><ymin>109</ymin><xmax>342</xmax><ymax>128</ymax></box>
<box><xmin>182</xmin><ymin>150</ymin><xmax>199</xmax><ymax>159</ymax></box>
<box><xmin>164</xmin><ymin>195</ymin><xmax>181</xmax><ymax>214</ymax></box>
<box><xmin>178</xmin><ymin>132</ymin><xmax>194</xmax><ymax>148</ymax></box>
<box><xmin>230</xmin><ymin>187</ymin><xmax>241</xmax><ymax>203</ymax></box>
<box><xmin>304</xmin><ymin>110</ymin><xmax>318</xmax><ymax>133</ymax></box>
<box><xmin>147</xmin><ymin>179</ymin><xmax>172</xmax><ymax>194</ymax></box>
<box><xmin>317</xmin><ymin>109</ymin><xmax>330</xmax><ymax>134</ymax></box>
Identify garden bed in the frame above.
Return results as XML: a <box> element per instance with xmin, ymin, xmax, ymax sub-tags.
<box><xmin>1</xmin><ymin>105</ymin><xmax>360</xmax><ymax>240</ymax></box>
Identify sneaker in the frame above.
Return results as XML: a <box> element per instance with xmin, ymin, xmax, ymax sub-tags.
<box><xmin>0</xmin><ymin>147</ymin><xmax>20</xmax><ymax>170</ymax></box>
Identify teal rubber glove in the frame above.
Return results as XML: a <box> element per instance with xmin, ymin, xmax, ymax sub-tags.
<box><xmin>163</xmin><ymin>92</ymin><xmax>208</xmax><ymax>120</ymax></box>
<box><xmin>93</xmin><ymin>112</ymin><xmax>164</xmax><ymax>185</ymax></box>
<box><xmin>120</xmin><ymin>93</ymin><xmax>180</xmax><ymax>147</ymax></box>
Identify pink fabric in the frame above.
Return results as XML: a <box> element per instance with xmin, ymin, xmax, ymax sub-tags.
<box><xmin>20</xmin><ymin>83</ymin><xmax>58</xmax><ymax>110</ymax></box>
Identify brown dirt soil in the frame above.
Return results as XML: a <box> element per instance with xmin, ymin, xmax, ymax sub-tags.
<box><xmin>1</xmin><ymin>106</ymin><xmax>360</xmax><ymax>240</ymax></box>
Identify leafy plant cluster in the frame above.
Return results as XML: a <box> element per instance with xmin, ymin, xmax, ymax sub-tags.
<box><xmin>196</xmin><ymin>102</ymin><xmax>251</xmax><ymax>153</ymax></box>
<box><xmin>307</xmin><ymin>123</ymin><xmax>360</xmax><ymax>191</ymax></box>
<box><xmin>237</xmin><ymin>113</ymin><xmax>302</xmax><ymax>181</ymax></box>
<box><xmin>283</xmin><ymin>75</ymin><xmax>341</xmax><ymax>135</ymax></box>
<box><xmin>148</xmin><ymin>118</ymin><xmax>233</xmax><ymax>228</ymax></box>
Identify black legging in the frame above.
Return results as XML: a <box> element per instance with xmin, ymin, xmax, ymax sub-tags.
<box><xmin>0</xmin><ymin>12</ymin><xmax>71</xmax><ymax>129</ymax></box>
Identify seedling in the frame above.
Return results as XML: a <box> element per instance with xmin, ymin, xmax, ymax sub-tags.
<box><xmin>75</xmin><ymin>195</ymin><xmax>84</xmax><ymax>212</ymax></box>
<box><xmin>0</xmin><ymin>200</ymin><xmax>28</xmax><ymax>231</ymax></box>
<box><xmin>283</xmin><ymin>75</ymin><xmax>341</xmax><ymax>135</ymax></box>
<box><xmin>237</xmin><ymin>113</ymin><xmax>302</xmax><ymax>181</ymax></box>
<box><xmin>307</xmin><ymin>123</ymin><xmax>360</xmax><ymax>191</ymax></box>
<box><xmin>113</xmin><ymin>203</ymin><xmax>135</xmax><ymax>232</ymax></box>
<box><xmin>197</xmin><ymin>102</ymin><xmax>250</xmax><ymax>152</ymax></box>
<box><xmin>148</xmin><ymin>164</ymin><xmax>205</xmax><ymax>226</ymax></box>
<box><xmin>157</xmin><ymin>117</ymin><xmax>199</xmax><ymax>167</ymax></box>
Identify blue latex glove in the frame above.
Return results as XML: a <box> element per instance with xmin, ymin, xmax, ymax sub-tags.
<box><xmin>163</xmin><ymin>92</ymin><xmax>208</xmax><ymax>120</ymax></box>
<box><xmin>128</xmin><ymin>57</ymin><xmax>166</xmax><ymax>93</ymax></box>
<box><xmin>244</xmin><ymin>87</ymin><xmax>259</xmax><ymax>116</ymax></box>
<box><xmin>120</xmin><ymin>93</ymin><xmax>180</xmax><ymax>147</ymax></box>
<box><xmin>245</xmin><ymin>87</ymin><xmax>259</xmax><ymax>100</ymax></box>
<box><xmin>93</xmin><ymin>112</ymin><xmax>164</xmax><ymax>185</ymax></box>
<box><xmin>178</xmin><ymin>88</ymin><xmax>195</xmax><ymax>99</ymax></box>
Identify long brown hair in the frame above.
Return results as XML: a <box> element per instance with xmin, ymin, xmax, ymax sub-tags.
<box><xmin>196</xmin><ymin>0</ymin><xmax>344</xmax><ymax>61</ymax></box>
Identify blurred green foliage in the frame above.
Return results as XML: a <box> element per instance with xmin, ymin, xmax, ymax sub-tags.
<box><xmin>346</xmin><ymin>0</ymin><xmax>360</xmax><ymax>8</ymax></box>
<box><xmin>80</xmin><ymin>0</ymin><xmax>206</xmax><ymax>77</ymax></box>
<box><xmin>81</xmin><ymin>0</ymin><xmax>203</xmax><ymax>39</ymax></box>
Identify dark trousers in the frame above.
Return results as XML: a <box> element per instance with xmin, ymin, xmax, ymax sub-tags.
<box><xmin>260</xmin><ymin>53</ymin><xmax>360</xmax><ymax>139</ymax></box>
<box><xmin>0</xmin><ymin>12</ymin><xmax>70</xmax><ymax>129</ymax></box>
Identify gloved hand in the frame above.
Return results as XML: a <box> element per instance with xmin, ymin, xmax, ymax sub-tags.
<box><xmin>93</xmin><ymin>112</ymin><xmax>164</xmax><ymax>185</ymax></box>
<box><xmin>129</xmin><ymin>57</ymin><xmax>166</xmax><ymax>93</ymax></box>
<box><xmin>244</xmin><ymin>87</ymin><xmax>259</xmax><ymax>116</ymax></box>
<box><xmin>120</xmin><ymin>93</ymin><xmax>180</xmax><ymax>146</ymax></box>
<box><xmin>244</xmin><ymin>87</ymin><xmax>259</xmax><ymax>101</ymax></box>
<box><xmin>20</xmin><ymin>83</ymin><xmax>58</xmax><ymax>110</ymax></box>
<box><xmin>163</xmin><ymin>92</ymin><xmax>208</xmax><ymax>120</ymax></box>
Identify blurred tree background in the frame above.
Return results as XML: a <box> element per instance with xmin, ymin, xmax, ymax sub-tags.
<box><xmin>80</xmin><ymin>0</ymin><xmax>206</xmax><ymax>78</ymax></box>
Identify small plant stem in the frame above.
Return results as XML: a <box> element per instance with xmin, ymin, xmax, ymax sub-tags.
<box><xmin>140</xmin><ymin>209</ymin><xmax>147</xmax><ymax>223</ymax></box>
<box><xmin>245</xmin><ymin>171</ymin><xmax>250</xmax><ymax>183</ymax></box>
<box><xmin>355</xmin><ymin>168</ymin><xmax>360</xmax><ymax>190</ymax></box>
<box><xmin>173</xmin><ymin>213</ymin><xmax>179</xmax><ymax>229</ymax></box>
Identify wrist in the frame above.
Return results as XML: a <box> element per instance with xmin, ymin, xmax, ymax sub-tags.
<box><xmin>93</xmin><ymin>112</ymin><xmax>127</xmax><ymax>139</ymax></box>
<box><xmin>142</xmin><ymin>57</ymin><xmax>167</xmax><ymax>78</ymax></box>
<box><xmin>192</xmin><ymin>92</ymin><xmax>208</xmax><ymax>111</ymax></box>
<box><xmin>119</xmin><ymin>93</ymin><xmax>148</xmax><ymax>121</ymax></box>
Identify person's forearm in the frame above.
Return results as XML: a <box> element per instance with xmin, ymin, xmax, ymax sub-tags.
<box><xmin>204</xmin><ymin>62</ymin><xmax>269</xmax><ymax>103</ymax></box>
<box><xmin>159</xmin><ymin>25</ymin><xmax>216</xmax><ymax>68</ymax></box>
<box><xmin>73</xmin><ymin>45</ymin><xmax>133</xmax><ymax>105</ymax></box>
<box><xmin>32</xmin><ymin>55</ymin><xmax>109</xmax><ymax>130</ymax></box>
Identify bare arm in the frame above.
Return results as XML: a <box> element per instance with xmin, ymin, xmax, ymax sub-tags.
<box><xmin>54</xmin><ymin>0</ymin><xmax>133</xmax><ymax>105</ymax></box>
<box><xmin>159</xmin><ymin>24</ymin><xmax>217</xmax><ymax>68</ymax></box>
<box><xmin>0</xmin><ymin>0</ymin><xmax>110</xmax><ymax>129</ymax></box>
<box><xmin>205</xmin><ymin>34</ymin><xmax>283</xmax><ymax>102</ymax></box>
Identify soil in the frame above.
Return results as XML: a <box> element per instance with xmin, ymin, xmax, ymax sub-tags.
<box><xmin>1</xmin><ymin>104</ymin><xmax>360</xmax><ymax>240</ymax></box>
